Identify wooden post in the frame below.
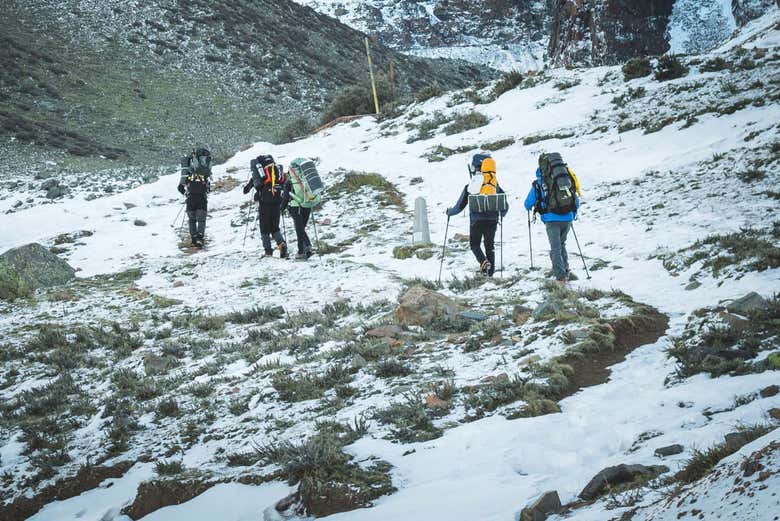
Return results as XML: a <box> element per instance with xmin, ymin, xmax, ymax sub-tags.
<box><xmin>389</xmin><ymin>59</ymin><xmax>395</xmax><ymax>100</ymax></box>
<box><xmin>365</xmin><ymin>37</ymin><xmax>380</xmax><ymax>114</ymax></box>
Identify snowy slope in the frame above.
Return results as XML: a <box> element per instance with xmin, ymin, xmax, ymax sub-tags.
<box><xmin>1</xmin><ymin>7</ymin><xmax>779</xmax><ymax>521</ymax></box>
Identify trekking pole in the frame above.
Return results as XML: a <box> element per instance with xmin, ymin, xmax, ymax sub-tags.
<box><xmin>499</xmin><ymin>214</ymin><xmax>504</xmax><ymax>278</ymax></box>
<box><xmin>570</xmin><ymin>223</ymin><xmax>591</xmax><ymax>280</ymax></box>
<box><xmin>527</xmin><ymin>211</ymin><xmax>534</xmax><ymax>270</ymax></box>
<box><xmin>437</xmin><ymin>216</ymin><xmax>450</xmax><ymax>286</ymax></box>
<box><xmin>170</xmin><ymin>202</ymin><xmax>185</xmax><ymax>228</ymax></box>
<box><xmin>311</xmin><ymin>208</ymin><xmax>323</xmax><ymax>262</ymax></box>
<box><xmin>241</xmin><ymin>193</ymin><xmax>254</xmax><ymax>248</ymax></box>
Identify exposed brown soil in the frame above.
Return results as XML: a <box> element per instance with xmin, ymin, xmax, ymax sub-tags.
<box><xmin>561</xmin><ymin>306</ymin><xmax>669</xmax><ymax>398</ymax></box>
<box><xmin>121</xmin><ymin>477</ymin><xmax>216</xmax><ymax>520</ymax></box>
<box><xmin>0</xmin><ymin>461</ymin><xmax>133</xmax><ymax>521</ymax></box>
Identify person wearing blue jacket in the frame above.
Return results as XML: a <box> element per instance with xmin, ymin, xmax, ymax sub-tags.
<box><xmin>446</xmin><ymin>154</ymin><xmax>508</xmax><ymax>277</ymax></box>
<box><xmin>524</xmin><ymin>153</ymin><xmax>581</xmax><ymax>282</ymax></box>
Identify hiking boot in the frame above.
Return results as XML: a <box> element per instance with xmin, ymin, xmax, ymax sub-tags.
<box><xmin>480</xmin><ymin>260</ymin><xmax>492</xmax><ymax>276</ymax></box>
<box><xmin>278</xmin><ymin>241</ymin><xmax>288</xmax><ymax>259</ymax></box>
<box><xmin>305</xmin><ymin>248</ymin><xmax>313</xmax><ymax>259</ymax></box>
<box><xmin>295</xmin><ymin>252</ymin><xmax>307</xmax><ymax>261</ymax></box>
<box><xmin>263</xmin><ymin>250</ymin><xmax>274</xmax><ymax>257</ymax></box>
<box><xmin>192</xmin><ymin>234</ymin><xmax>204</xmax><ymax>248</ymax></box>
<box><xmin>566</xmin><ymin>270</ymin><xmax>579</xmax><ymax>281</ymax></box>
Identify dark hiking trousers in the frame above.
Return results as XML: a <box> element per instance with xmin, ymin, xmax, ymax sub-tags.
<box><xmin>289</xmin><ymin>207</ymin><xmax>312</xmax><ymax>255</ymax></box>
<box><xmin>186</xmin><ymin>193</ymin><xmax>207</xmax><ymax>238</ymax></box>
<box><xmin>259</xmin><ymin>204</ymin><xmax>284</xmax><ymax>252</ymax></box>
<box><xmin>545</xmin><ymin>221</ymin><xmax>571</xmax><ymax>280</ymax></box>
<box><xmin>470</xmin><ymin>221</ymin><xmax>497</xmax><ymax>275</ymax></box>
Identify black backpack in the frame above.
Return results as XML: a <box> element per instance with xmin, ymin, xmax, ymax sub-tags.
<box><xmin>187</xmin><ymin>148</ymin><xmax>212</xmax><ymax>195</ymax></box>
<box><xmin>537</xmin><ymin>153</ymin><xmax>575</xmax><ymax>215</ymax></box>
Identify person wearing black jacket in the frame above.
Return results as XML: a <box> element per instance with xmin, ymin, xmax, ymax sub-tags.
<box><xmin>177</xmin><ymin>147</ymin><xmax>212</xmax><ymax>248</ymax></box>
<box><xmin>243</xmin><ymin>154</ymin><xmax>288</xmax><ymax>258</ymax></box>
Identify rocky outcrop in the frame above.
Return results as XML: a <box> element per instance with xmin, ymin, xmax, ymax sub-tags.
<box><xmin>395</xmin><ymin>286</ymin><xmax>459</xmax><ymax>327</ymax></box>
<box><xmin>579</xmin><ymin>463</ymin><xmax>669</xmax><ymax>500</ymax></box>
<box><xmin>122</xmin><ymin>478</ymin><xmax>215</xmax><ymax>520</ymax></box>
<box><xmin>548</xmin><ymin>0</ymin><xmax>674</xmax><ymax>67</ymax></box>
<box><xmin>732</xmin><ymin>0</ymin><xmax>778</xmax><ymax>26</ymax></box>
<box><xmin>0</xmin><ymin>243</ymin><xmax>75</xmax><ymax>300</ymax></box>
<box><xmin>520</xmin><ymin>490</ymin><xmax>563</xmax><ymax>521</ymax></box>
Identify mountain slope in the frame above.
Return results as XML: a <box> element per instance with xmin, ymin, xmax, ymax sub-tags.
<box><xmin>0</xmin><ymin>0</ymin><xmax>485</xmax><ymax>188</ymax></box>
<box><xmin>0</xmin><ymin>6</ymin><xmax>779</xmax><ymax>521</ymax></box>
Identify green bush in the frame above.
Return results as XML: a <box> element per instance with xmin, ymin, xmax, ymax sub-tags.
<box><xmin>276</xmin><ymin>116</ymin><xmax>314</xmax><ymax>144</ymax></box>
<box><xmin>490</xmin><ymin>71</ymin><xmax>523</xmax><ymax>99</ymax></box>
<box><xmin>700</xmin><ymin>57</ymin><xmax>731</xmax><ymax>72</ymax></box>
<box><xmin>443</xmin><ymin>111</ymin><xmax>489</xmax><ymax>135</ymax></box>
<box><xmin>320</xmin><ymin>77</ymin><xmax>392</xmax><ymax>124</ymax></box>
<box><xmin>654</xmin><ymin>55</ymin><xmax>689</xmax><ymax>82</ymax></box>
<box><xmin>416</xmin><ymin>83</ymin><xmax>444</xmax><ymax>102</ymax></box>
<box><xmin>622</xmin><ymin>58</ymin><xmax>652</xmax><ymax>81</ymax></box>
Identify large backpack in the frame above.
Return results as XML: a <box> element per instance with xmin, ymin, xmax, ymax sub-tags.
<box><xmin>288</xmin><ymin>158</ymin><xmax>324</xmax><ymax>208</ymax></box>
<box><xmin>538</xmin><ymin>152</ymin><xmax>576</xmax><ymax>215</ymax></box>
<box><xmin>186</xmin><ymin>147</ymin><xmax>212</xmax><ymax>195</ymax></box>
<box><xmin>468</xmin><ymin>157</ymin><xmax>507</xmax><ymax>213</ymax></box>
<box><xmin>257</xmin><ymin>163</ymin><xmax>286</xmax><ymax>204</ymax></box>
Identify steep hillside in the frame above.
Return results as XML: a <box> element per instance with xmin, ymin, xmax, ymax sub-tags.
<box><xmin>0</xmin><ymin>0</ymin><xmax>484</xmax><ymax>197</ymax></box>
<box><xmin>0</xmin><ymin>7</ymin><xmax>779</xmax><ymax>521</ymax></box>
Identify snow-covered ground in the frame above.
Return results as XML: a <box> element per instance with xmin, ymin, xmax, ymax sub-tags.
<box><xmin>1</xmin><ymin>7</ymin><xmax>779</xmax><ymax>521</ymax></box>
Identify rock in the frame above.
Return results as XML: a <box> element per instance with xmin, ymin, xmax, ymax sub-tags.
<box><xmin>760</xmin><ymin>385</ymin><xmax>779</xmax><ymax>398</ymax></box>
<box><xmin>513</xmin><ymin>305</ymin><xmax>532</xmax><ymax>325</ymax></box>
<box><xmin>532</xmin><ymin>298</ymin><xmax>560</xmax><ymax>320</ymax></box>
<box><xmin>133</xmin><ymin>219</ymin><xmax>147</xmax><ymax>227</ymax></box>
<box><xmin>480</xmin><ymin>373</ymin><xmax>509</xmax><ymax>384</ymax></box>
<box><xmin>124</xmin><ymin>202</ymin><xmax>137</xmax><ymax>209</ymax></box>
<box><xmin>520</xmin><ymin>490</ymin><xmax>562</xmax><ymax>521</ymax></box>
<box><xmin>172</xmin><ymin>280</ymin><xmax>184</xmax><ymax>288</ymax></box>
<box><xmin>0</xmin><ymin>243</ymin><xmax>76</xmax><ymax>300</ymax></box>
<box><xmin>395</xmin><ymin>286</ymin><xmax>459</xmax><ymax>327</ymax></box>
<box><xmin>458</xmin><ymin>310</ymin><xmax>489</xmax><ymax>321</ymax></box>
<box><xmin>684</xmin><ymin>280</ymin><xmax>701</xmax><ymax>291</ymax></box>
<box><xmin>41</xmin><ymin>179</ymin><xmax>69</xmax><ymax>199</ymax></box>
<box><xmin>351</xmin><ymin>354</ymin><xmax>368</xmax><ymax>370</ymax></box>
<box><xmin>717</xmin><ymin>312</ymin><xmax>750</xmax><ymax>332</ymax></box>
<box><xmin>452</xmin><ymin>233</ymin><xmax>469</xmax><ymax>242</ymax></box>
<box><xmin>654</xmin><ymin>444</ymin><xmax>684</xmax><ymax>457</ymax></box>
<box><xmin>726</xmin><ymin>292</ymin><xmax>768</xmax><ymax>315</ymax></box>
<box><xmin>366</xmin><ymin>325</ymin><xmax>403</xmax><ymax>338</ymax></box>
<box><xmin>768</xmin><ymin>408</ymin><xmax>780</xmax><ymax>421</ymax></box>
<box><xmin>724</xmin><ymin>431</ymin><xmax>750</xmax><ymax>450</ymax></box>
<box><xmin>424</xmin><ymin>393</ymin><xmax>448</xmax><ymax>409</ymax></box>
<box><xmin>579</xmin><ymin>464</ymin><xmax>668</xmax><ymax>501</ymax></box>
<box><xmin>322</xmin><ymin>218</ymin><xmax>332</xmax><ymax>225</ymax></box>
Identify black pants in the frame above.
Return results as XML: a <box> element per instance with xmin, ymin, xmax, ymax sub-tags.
<box><xmin>470</xmin><ymin>221</ymin><xmax>497</xmax><ymax>274</ymax></box>
<box><xmin>186</xmin><ymin>193</ymin><xmax>207</xmax><ymax>238</ymax></box>
<box><xmin>259</xmin><ymin>204</ymin><xmax>284</xmax><ymax>252</ymax></box>
<box><xmin>289</xmin><ymin>207</ymin><xmax>312</xmax><ymax>254</ymax></box>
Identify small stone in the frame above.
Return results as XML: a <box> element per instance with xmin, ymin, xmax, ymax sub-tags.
<box><xmin>684</xmin><ymin>280</ymin><xmax>702</xmax><ymax>291</ymax></box>
<box><xmin>654</xmin><ymin>444</ymin><xmax>684</xmax><ymax>457</ymax></box>
<box><xmin>134</xmin><ymin>219</ymin><xmax>147</xmax><ymax>227</ymax></box>
<box><xmin>717</xmin><ymin>312</ymin><xmax>750</xmax><ymax>332</ymax></box>
<box><xmin>366</xmin><ymin>325</ymin><xmax>403</xmax><ymax>338</ymax></box>
<box><xmin>424</xmin><ymin>394</ymin><xmax>448</xmax><ymax>409</ymax></box>
<box><xmin>172</xmin><ymin>281</ymin><xmax>184</xmax><ymax>288</ymax></box>
<box><xmin>322</xmin><ymin>218</ymin><xmax>332</xmax><ymax>225</ymax></box>
<box><xmin>579</xmin><ymin>464</ymin><xmax>669</xmax><ymax>500</ymax></box>
<box><xmin>513</xmin><ymin>305</ymin><xmax>532</xmax><ymax>325</ymax></box>
<box><xmin>532</xmin><ymin>298</ymin><xmax>560</xmax><ymax>320</ymax></box>
<box><xmin>124</xmin><ymin>202</ymin><xmax>137</xmax><ymax>209</ymax></box>
<box><xmin>452</xmin><ymin>233</ymin><xmax>469</xmax><ymax>243</ymax></box>
<box><xmin>724</xmin><ymin>432</ymin><xmax>750</xmax><ymax>450</ymax></box>
<box><xmin>768</xmin><ymin>408</ymin><xmax>780</xmax><ymax>421</ymax></box>
<box><xmin>726</xmin><ymin>292</ymin><xmax>768</xmax><ymax>315</ymax></box>
<box><xmin>480</xmin><ymin>373</ymin><xmax>509</xmax><ymax>384</ymax></box>
<box><xmin>520</xmin><ymin>490</ymin><xmax>562</xmax><ymax>521</ymax></box>
<box><xmin>760</xmin><ymin>385</ymin><xmax>779</xmax><ymax>398</ymax></box>
<box><xmin>458</xmin><ymin>310</ymin><xmax>489</xmax><ymax>321</ymax></box>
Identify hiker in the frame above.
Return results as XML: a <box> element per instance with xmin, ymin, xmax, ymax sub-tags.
<box><xmin>243</xmin><ymin>154</ymin><xmax>288</xmax><ymax>258</ymax></box>
<box><xmin>286</xmin><ymin>158</ymin><xmax>325</xmax><ymax>260</ymax></box>
<box><xmin>524</xmin><ymin>152</ymin><xmax>581</xmax><ymax>283</ymax></box>
<box><xmin>445</xmin><ymin>153</ymin><xmax>508</xmax><ymax>276</ymax></box>
<box><xmin>177</xmin><ymin>146</ymin><xmax>212</xmax><ymax>248</ymax></box>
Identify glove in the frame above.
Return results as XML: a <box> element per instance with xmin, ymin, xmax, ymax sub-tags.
<box><xmin>177</xmin><ymin>184</ymin><xmax>186</xmax><ymax>195</ymax></box>
<box><xmin>243</xmin><ymin>183</ymin><xmax>251</xmax><ymax>195</ymax></box>
<box><xmin>445</xmin><ymin>208</ymin><xmax>451</xmax><ymax>216</ymax></box>
<box><xmin>250</xmin><ymin>158</ymin><xmax>257</xmax><ymax>167</ymax></box>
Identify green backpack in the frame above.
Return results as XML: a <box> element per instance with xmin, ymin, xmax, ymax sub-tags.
<box><xmin>288</xmin><ymin>158</ymin><xmax>324</xmax><ymax>208</ymax></box>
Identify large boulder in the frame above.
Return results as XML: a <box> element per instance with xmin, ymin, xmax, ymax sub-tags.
<box><xmin>726</xmin><ymin>292</ymin><xmax>768</xmax><ymax>315</ymax></box>
<box><xmin>395</xmin><ymin>286</ymin><xmax>459</xmax><ymax>327</ymax></box>
<box><xmin>0</xmin><ymin>243</ymin><xmax>75</xmax><ymax>300</ymax></box>
<box><xmin>579</xmin><ymin>463</ymin><xmax>668</xmax><ymax>501</ymax></box>
<box><xmin>520</xmin><ymin>490</ymin><xmax>562</xmax><ymax>521</ymax></box>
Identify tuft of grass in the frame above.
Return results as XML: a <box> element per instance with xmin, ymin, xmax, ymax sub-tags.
<box><xmin>374</xmin><ymin>359</ymin><xmax>412</xmax><ymax>378</ymax></box>
<box><xmin>226</xmin><ymin>305</ymin><xmax>285</xmax><ymax>325</ymax></box>
<box><xmin>673</xmin><ymin>423</ymin><xmax>773</xmax><ymax>484</ymax></box>
<box><xmin>272</xmin><ymin>365</ymin><xmax>353</xmax><ymax>402</ymax></box>
<box><xmin>155</xmin><ymin>459</ymin><xmax>184</xmax><ymax>475</ymax></box>
<box><xmin>374</xmin><ymin>395</ymin><xmax>443</xmax><ymax>443</ymax></box>
<box><xmin>700</xmin><ymin>56</ymin><xmax>731</xmax><ymax>72</ymax></box>
<box><xmin>442</xmin><ymin>111</ymin><xmax>489</xmax><ymax>135</ymax></box>
<box><xmin>328</xmin><ymin>171</ymin><xmax>404</xmax><ymax>209</ymax></box>
<box><xmin>623</xmin><ymin>57</ymin><xmax>652</xmax><ymax>81</ymax></box>
<box><xmin>490</xmin><ymin>70</ymin><xmax>524</xmax><ymax>99</ymax></box>
<box><xmin>654</xmin><ymin>55</ymin><xmax>689</xmax><ymax>82</ymax></box>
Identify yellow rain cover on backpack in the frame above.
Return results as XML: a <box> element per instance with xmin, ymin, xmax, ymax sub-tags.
<box><xmin>480</xmin><ymin>157</ymin><xmax>497</xmax><ymax>195</ymax></box>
